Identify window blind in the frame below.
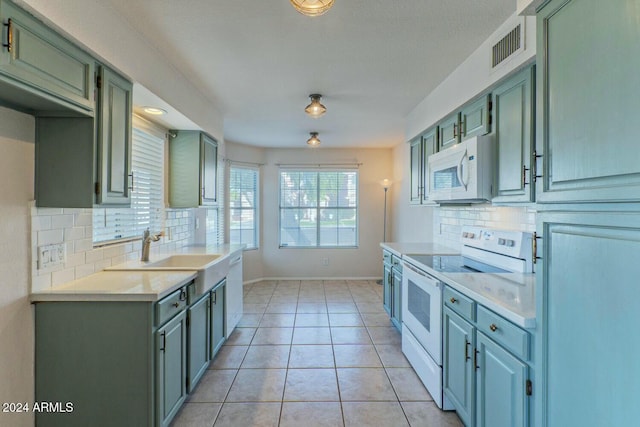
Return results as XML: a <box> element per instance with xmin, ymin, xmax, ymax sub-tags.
<box><xmin>93</xmin><ymin>123</ymin><xmax>165</xmax><ymax>244</ymax></box>
<box><xmin>229</xmin><ymin>165</ymin><xmax>259</xmax><ymax>249</ymax></box>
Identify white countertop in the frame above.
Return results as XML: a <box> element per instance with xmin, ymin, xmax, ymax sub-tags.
<box><xmin>442</xmin><ymin>272</ymin><xmax>535</xmax><ymax>329</ymax></box>
<box><xmin>380</xmin><ymin>242</ymin><xmax>459</xmax><ymax>257</ymax></box>
<box><xmin>30</xmin><ymin>270</ymin><xmax>197</xmax><ymax>302</ymax></box>
<box><xmin>30</xmin><ymin>244</ymin><xmax>244</xmax><ymax>303</ymax></box>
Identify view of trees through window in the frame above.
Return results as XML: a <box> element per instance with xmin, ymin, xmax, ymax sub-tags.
<box><xmin>280</xmin><ymin>170</ymin><xmax>358</xmax><ymax>247</ymax></box>
<box><xmin>229</xmin><ymin>166</ymin><xmax>258</xmax><ymax>249</ymax></box>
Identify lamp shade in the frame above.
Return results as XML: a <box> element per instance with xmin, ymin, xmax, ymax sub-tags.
<box><xmin>307</xmin><ymin>132</ymin><xmax>321</xmax><ymax>146</ymax></box>
<box><xmin>305</xmin><ymin>94</ymin><xmax>327</xmax><ymax>118</ymax></box>
<box><xmin>290</xmin><ymin>0</ymin><xmax>335</xmax><ymax>17</ymax></box>
<box><xmin>381</xmin><ymin>179</ymin><xmax>393</xmax><ymax>189</ymax></box>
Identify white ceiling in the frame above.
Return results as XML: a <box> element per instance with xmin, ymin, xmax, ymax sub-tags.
<box><xmin>107</xmin><ymin>0</ymin><xmax>515</xmax><ymax>148</ymax></box>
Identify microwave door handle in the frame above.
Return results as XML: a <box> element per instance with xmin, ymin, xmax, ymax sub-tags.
<box><xmin>457</xmin><ymin>150</ymin><xmax>468</xmax><ymax>191</ymax></box>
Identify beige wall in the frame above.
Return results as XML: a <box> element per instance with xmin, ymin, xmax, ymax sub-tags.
<box><xmin>226</xmin><ymin>142</ymin><xmax>393</xmax><ymax>281</ymax></box>
<box><xmin>0</xmin><ymin>106</ymin><xmax>35</xmax><ymax>427</ymax></box>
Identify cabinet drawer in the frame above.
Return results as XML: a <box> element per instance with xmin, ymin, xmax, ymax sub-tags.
<box><xmin>156</xmin><ymin>287</ymin><xmax>188</xmax><ymax>326</ymax></box>
<box><xmin>476</xmin><ymin>305</ymin><xmax>529</xmax><ymax>361</ymax></box>
<box><xmin>391</xmin><ymin>255</ymin><xmax>402</xmax><ymax>272</ymax></box>
<box><xmin>382</xmin><ymin>250</ymin><xmax>392</xmax><ymax>266</ymax></box>
<box><xmin>444</xmin><ymin>287</ymin><xmax>475</xmax><ymax>321</ymax></box>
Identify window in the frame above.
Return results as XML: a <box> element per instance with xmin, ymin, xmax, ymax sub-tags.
<box><xmin>229</xmin><ymin>165</ymin><xmax>259</xmax><ymax>249</ymax></box>
<box><xmin>93</xmin><ymin>123</ymin><xmax>165</xmax><ymax>244</ymax></box>
<box><xmin>279</xmin><ymin>170</ymin><xmax>358</xmax><ymax>248</ymax></box>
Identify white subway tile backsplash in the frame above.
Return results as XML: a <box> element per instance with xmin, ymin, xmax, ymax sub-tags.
<box><xmin>64</xmin><ymin>227</ymin><xmax>85</xmax><ymax>241</ymax></box>
<box><xmin>51</xmin><ymin>215</ymin><xmax>74</xmax><ymax>229</ymax></box>
<box><xmin>74</xmin><ymin>238</ymin><xmax>93</xmax><ymax>253</ymax></box>
<box><xmin>75</xmin><ymin>264</ymin><xmax>94</xmax><ymax>279</ymax></box>
<box><xmin>32</xmin><ymin>274</ymin><xmax>52</xmax><ymax>292</ymax></box>
<box><xmin>85</xmin><ymin>249</ymin><xmax>104</xmax><ymax>263</ymax></box>
<box><xmin>75</xmin><ymin>213</ymin><xmax>92</xmax><ymax>227</ymax></box>
<box><xmin>38</xmin><ymin>229</ymin><xmax>64</xmax><ymax>246</ymax></box>
<box><xmin>52</xmin><ymin>268</ymin><xmax>76</xmax><ymax>286</ymax></box>
<box><xmin>32</xmin><ymin>216</ymin><xmax>52</xmax><ymax>231</ymax></box>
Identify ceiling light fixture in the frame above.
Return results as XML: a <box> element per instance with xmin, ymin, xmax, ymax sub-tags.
<box><xmin>290</xmin><ymin>0</ymin><xmax>335</xmax><ymax>17</ymax></box>
<box><xmin>305</xmin><ymin>94</ymin><xmax>327</xmax><ymax>118</ymax></box>
<box><xmin>307</xmin><ymin>132</ymin><xmax>321</xmax><ymax>147</ymax></box>
<box><xmin>142</xmin><ymin>106</ymin><xmax>167</xmax><ymax>116</ymax></box>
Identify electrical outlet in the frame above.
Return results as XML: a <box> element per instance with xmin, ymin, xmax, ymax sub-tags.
<box><xmin>38</xmin><ymin>243</ymin><xmax>66</xmax><ymax>269</ymax></box>
<box><xmin>321</xmin><ymin>257</ymin><xmax>329</xmax><ymax>266</ymax></box>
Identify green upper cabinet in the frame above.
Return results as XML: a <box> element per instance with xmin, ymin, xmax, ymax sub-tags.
<box><xmin>169</xmin><ymin>131</ymin><xmax>219</xmax><ymax>208</ymax></box>
<box><xmin>537</xmin><ymin>0</ymin><xmax>640</xmax><ymax>203</ymax></box>
<box><xmin>439</xmin><ymin>95</ymin><xmax>491</xmax><ymax>151</ymax></box>
<box><xmin>439</xmin><ymin>112</ymin><xmax>460</xmax><ymax>150</ymax></box>
<box><xmin>0</xmin><ymin>0</ymin><xmax>94</xmax><ymax>114</ymax></box>
<box><xmin>96</xmin><ymin>65</ymin><xmax>133</xmax><ymax>206</ymax></box>
<box><xmin>409</xmin><ymin>127</ymin><xmax>438</xmax><ymax>205</ymax></box>
<box><xmin>492</xmin><ymin>66</ymin><xmax>535</xmax><ymax>204</ymax></box>
<box><xmin>35</xmin><ymin>66</ymin><xmax>132</xmax><ymax>207</ymax></box>
<box><xmin>460</xmin><ymin>94</ymin><xmax>491</xmax><ymax>140</ymax></box>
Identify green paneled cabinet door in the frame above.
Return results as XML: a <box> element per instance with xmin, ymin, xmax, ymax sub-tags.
<box><xmin>537</xmin><ymin>209</ymin><xmax>640</xmax><ymax>427</ymax></box>
<box><xmin>156</xmin><ymin>311</ymin><xmax>187</xmax><ymax>427</ymax></box>
<box><xmin>96</xmin><ymin>65</ymin><xmax>133</xmax><ymax>205</ymax></box>
<box><xmin>460</xmin><ymin>94</ymin><xmax>491</xmax><ymax>140</ymax></box>
<box><xmin>475</xmin><ymin>332</ymin><xmax>528</xmax><ymax>427</ymax></box>
<box><xmin>391</xmin><ymin>267</ymin><xmax>402</xmax><ymax>330</ymax></box>
<box><xmin>409</xmin><ymin>137</ymin><xmax>422</xmax><ymax>203</ymax></box>
<box><xmin>537</xmin><ymin>0</ymin><xmax>640</xmax><ymax>202</ymax></box>
<box><xmin>0</xmin><ymin>0</ymin><xmax>94</xmax><ymax>113</ymax></box>
<box><xmin>492</xmin><ymin>66</ymin><xmax>535</xmax><ymax>204</ymax></box>
<box><xmin>169</xmin><ymin>131</ymin><xmax>219</xmax><ymax>207</ymax></box>
<box><xmin>420</xmin><ymin>129</ymin><xmax>438</xmax><ymax>204</ymax></box>
<box><xmin>440</xmin><ymin>112</ymin><xmax>460</xmax><ymax>149</ymax></box>
<box><xmin>187</xmin><ymin>294</ymin><xmax>210</xmax><ymax>393</ymax></box>
<box><xmin>211</xmin><ymin>281</ymin><xmax>226</xmax><ymax>357</ymax></box>
<box><xmin>383</xmin><ymin>262</ymin><xmax>392</xmax><ymax>315</ymax></box>
<box><xmin>443</xmin><ymin>307</ymin><xmax>475</xmax><ymax>427</ymax></box>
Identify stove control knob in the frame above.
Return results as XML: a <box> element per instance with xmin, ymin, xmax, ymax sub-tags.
<box><xmin>468</xmin><ymin>233</ymin><xmax>475</xmax><ymax>239</ymax></box>
<box><xmin>462</xmin><ymin>232</ymin><xmax>469</xmax><ymax>238</ymax></box>
<box><xmin>506</xmin><ymin>240</ymin><xmax>515</xmax><ymax>247</ymax></box>
<box><xmin>498</xmin><ymin>238</ymin><xmax>506</xmax><ymax>245</ymax></box>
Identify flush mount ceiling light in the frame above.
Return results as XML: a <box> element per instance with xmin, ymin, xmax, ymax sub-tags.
<box><xmin>307</xmin><ymin>132</ymin><xmax>321</xmax><ymax>146</ymax></box>
<box><xmin>142</xmin><ymin>106</ymin><xmax>167</xmax><ymax>116</ymax></box>
<box><xmin>290</xmin><ymin>0</ymin><xmax>335</xmax><ymax>17</ymax></box>
<box><xmin>305</xmin><ymin>94</ymin><xmax>327</xmax><ymax>118</ymax></box>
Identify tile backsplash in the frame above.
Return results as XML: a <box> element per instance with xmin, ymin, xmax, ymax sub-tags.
<box><xmin>30</xmin><ymin>203</ymin><xmax>198</xmax><ymax>292</ymax></box>
<box><xmin>434</xmin><ymin>204</ymin><xmax>536</xmax><ymax>251</ymax></box>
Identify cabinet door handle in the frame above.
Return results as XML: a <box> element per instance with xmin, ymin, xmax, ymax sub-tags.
<box><xmin>453</xmin><ymin>123</ymin><xmax>457</xmax><ymax>138</ymax></box>
<box><xmin>464</xmin><ymin>339</ymin><xmax>470</xmax><ymax>361</ymax></box>
<box><xmin>489</xmin><ymin>323</ymin><xmax>498</xmax><ymax>332</ymax></box>
<box><xmin>474</xmin><ymin>349</ymin><xmax>480</xmax><ymax>370</ymax></box>
<box><xmin>522</xmin><ymin>165</ymin><xmax>530</xmax><ymax>187</ymax></box>
<box><xmin>160</xmin><ymin>331</ymin><xmax>166</xmax><ymax>352</ymax></box>
<box><xmin>179</xmin><ymin>288</ymin><xmax>187</xmax><ymax>301</ymax></box>
<box><xmin>450</xmin><ymin>297</ymin><xmax>457</xmax><ymax>304</ymax></box>
<box><xmin>128</xmin><ymin>172</ymin><xmax>134</xmax><ymax>191</ymax></box>
<box><xmin>2</xmin><ymin>19</ymin><xmax>12</xmax><ymax>53</ymax></box>
<box><xmin>212</xmin><ymin>291</ymin><xmax>217</xmax><ymax>305</ymax></box>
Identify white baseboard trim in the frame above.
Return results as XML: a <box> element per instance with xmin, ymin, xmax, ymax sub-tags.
<box><xmin>243</xmin><ymin>276</ymin><xmax>382</xmax><ymax>285</ymax></box>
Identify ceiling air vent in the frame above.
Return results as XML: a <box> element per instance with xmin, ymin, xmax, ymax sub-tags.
<box><xmin>492</xmin><ymin>24</ymin><xmax>521</xmax><ymax>68</ymax></box>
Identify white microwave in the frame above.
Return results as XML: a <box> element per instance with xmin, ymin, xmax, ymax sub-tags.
<box><xmin>427</xmin><ymin>135</ymin><xmax>495</xmax><ymax>203</ymax></box>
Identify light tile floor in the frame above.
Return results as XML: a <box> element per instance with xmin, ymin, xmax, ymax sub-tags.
<box><xmin>171</xmin><ymin>280</ymin><xmax>463</xmax><ymax>427</ymax></box>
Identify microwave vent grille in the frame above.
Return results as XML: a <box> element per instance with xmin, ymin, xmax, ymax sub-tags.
<box><xmin>492</xmin><ymin>24</ymin><xmax>521</xmax><ymax>68</ymax></box>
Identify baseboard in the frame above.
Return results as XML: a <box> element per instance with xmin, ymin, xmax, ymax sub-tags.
<box><xmin>243</xmin><ymin>276</ymin><xmax>382</xmax><ymax>285</ymax></box>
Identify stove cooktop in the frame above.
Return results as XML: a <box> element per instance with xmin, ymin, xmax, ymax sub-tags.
<box><xmin>405</xmin><ymin>254</ymin><xmax>510</xmax><ymax>274</ymax></box>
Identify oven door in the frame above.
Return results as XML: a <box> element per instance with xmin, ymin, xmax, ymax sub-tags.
<box><xmin>402</xmin><ymin>261</ymin><xmax>443</xmax><ymax>365</ymax></box>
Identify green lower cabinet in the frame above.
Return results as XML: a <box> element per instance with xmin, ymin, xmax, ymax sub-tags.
<box><xmin>383</xmin><ymin>263</ymin><xmax>392</xmax><ymax>315</ymax></box>
<box><xmin>187</xmin><ymin>293</ymin><xmax>210</xmax><ymax>393</ymax></box>
<box><xmin>538</xmin><ymin>209</ymin><xmax>640</xmax><ymax>427</ymax></box>
<box><xmin>211</xmin><ymin>280</ymin><xmax>226</xmax><ymax>357</ymax></box>
<box><xmin>475</xmin><ymin>332</ymin><xmax>528</xmax><ymax>427</ymax></box>
<box><xmin>156</xmin><ymin>311</ymin><xmax>187</xmax><ymax>427</ymax></box>
<box><xmin>391</xmin><ymin>267</ymin><xmax>402</xmax><ymax>329</ymax></box>
<box><xmin>443</xmin><ymin>307</ymin><xmax>475</xmax><ymax>427</ymax></box>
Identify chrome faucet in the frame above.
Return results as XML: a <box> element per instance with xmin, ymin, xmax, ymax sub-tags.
<box><xmin>141</xmin><ymin>228</ymin><xmax>163</xmax><ymax>262</ymax></box>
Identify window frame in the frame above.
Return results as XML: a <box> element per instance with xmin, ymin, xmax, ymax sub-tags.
<box><xmin>228</xmin><ymin>163</ymin><xmax>260</xmax><ymax>250</ymax></box>
<box><xmin>278</xmin><ymin>168</ymin><xmax>359</xmax><ymax>249</ymax></box>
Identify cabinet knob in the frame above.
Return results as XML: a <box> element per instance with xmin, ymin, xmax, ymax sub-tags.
<box><xmin>450</xmin><ymin>297</ymin><xmax>457</xmax><ymax>304</ymax></box>
<box><xmin>489</xmin><ymin>323</ymin><xmax>498</xmax><ymax>332</ymax></box>
<box><xmin>172</xmin><ymin>302</ymin><xmax>180</xmax><ymax>308</ymax></box>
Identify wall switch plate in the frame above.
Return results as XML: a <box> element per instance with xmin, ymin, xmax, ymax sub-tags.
<box><xmin>38</xmin><ymin>243</ymin><xmax>66</xmax><ymax>270</ymax></box>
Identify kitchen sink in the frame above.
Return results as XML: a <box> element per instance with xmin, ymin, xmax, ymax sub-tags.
<box><xmin>144</xmin><ymin>254</ymin><xmax>221</xmax><ymax>268</ymax></box>
<box><xmin>107</xmin><ymin>253</ymin><xmax>229</xmax><ymax>295</ymax></box>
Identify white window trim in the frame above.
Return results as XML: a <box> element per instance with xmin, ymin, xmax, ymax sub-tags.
<box><xmin>228</xmin><ymin>163</ymin><xmax>260</xmax><ymax>250</ymax></box>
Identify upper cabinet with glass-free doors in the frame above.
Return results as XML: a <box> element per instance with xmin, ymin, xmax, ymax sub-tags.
<box><xmin>169</xmin><ymin>131</ymin><xmax>219</xmax><ymax>208</ymax></box>
<box><xmin>536</xmin><ymin>0</ymin><xmax>640</xmax><ymax>203</ymax></box>
<box><xmin>439</xmin><ymin>95</ymin><xmax>492</xmax><ymax>150</ymax></box>
<box><xmin>409</xmin><ymin>127</ymin><xmax>438</xmax><ymax>205</ymax></box>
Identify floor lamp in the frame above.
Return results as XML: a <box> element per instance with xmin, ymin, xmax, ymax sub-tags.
<box><xmin>378</xmin><ymin>179</ymin><xmax>392</xmax><ymax>285</ymax></box>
